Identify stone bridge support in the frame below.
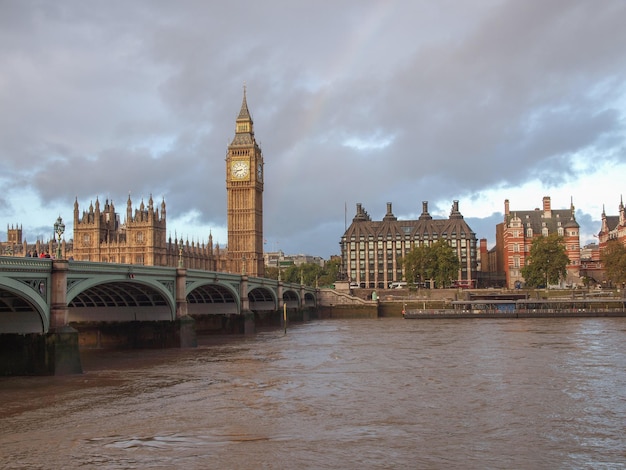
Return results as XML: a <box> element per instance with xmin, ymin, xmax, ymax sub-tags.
<box><xmin>176</xmin><ymin>267</ymin><xmax>196</xmax><ymax>348</ymax></box>
<box><xmin>241</xmin><ymin>274</ymin><xmax>255</xmax><ymax>334</ymax></box>
<box><xmin>299</xmin><ymin>284</ymin><xmax>311</xmax><ymax>321</ymax></box>
<box><xmin>49</xmin><ymin>260</ymin><xmax>82</xmax><ymax>375</ymax></box>
<box><xmin>277</xmin><ymin>280</ymin><xmax>285</xmax><ymax>329</ymax></box>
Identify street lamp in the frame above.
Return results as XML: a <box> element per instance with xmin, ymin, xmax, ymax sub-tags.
<box><xmin>54</xmin><ymin>216</ymin><xmax>65</xmax><ymax>259</ymax></box>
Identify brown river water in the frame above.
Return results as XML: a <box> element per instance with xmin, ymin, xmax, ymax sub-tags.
<box><xmin>1</xmin><ymin>317</ymin><xmax>626</xmax><ymax>469</ymax></box>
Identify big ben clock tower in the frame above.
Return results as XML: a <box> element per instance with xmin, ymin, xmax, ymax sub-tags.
<box><xmin>226</xmin><ymin>87</ymin><xmax>265</xmax><ymax>277</ymax></box>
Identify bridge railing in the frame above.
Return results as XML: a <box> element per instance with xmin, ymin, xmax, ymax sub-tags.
<box><xmin>0</xmin><ymin>256</ymin><xmax>53</xmax><ymax>271</ymax></box>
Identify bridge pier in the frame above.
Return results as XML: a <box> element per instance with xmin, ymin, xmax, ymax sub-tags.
<box><xmin>49</xmin><ymin>260</ymin><xmax>82</xmax><ymax>375</ymax></box>
<box><xmin>175</xmin><ymin>267</ymin><xmax>197</xmax><ymax>348</ymax></box>
<box><xmin>243</xmin><ymin>311</ymin><xmax>256</xmax><ymax>335</ymax></box>
<box><xmin>46</xmin><ymin>325</ymin><xmax>83</xmax><ymax>375</ymax></box>
<box><xmin>177</xmin><ymin>315</ymin><xmax>197</xmax><ymax>348</ymax></box>
<box><xmin>240</xmin><ymin>274</ymin><xmax>256</xmax><ymax>334</ymax></box>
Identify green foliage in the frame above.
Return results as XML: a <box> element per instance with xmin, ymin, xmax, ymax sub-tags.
<box><xmin>430</xmin><ymin>240</ymin><xmax>461</xmax><ymax>288</ymax></box>
<box><xmin>520</xmin><ymin>233</ymin><xmax>569</xmax><ymax>287</ymax></box>
<box><xmin>317</xmin><ymin>258</ymin><xmax>341</xmax><ymax>287</ymax></box>
<box><xmin>264</xmin><ymin>266</ymin><xmax>280</xmax><ymax>280</ymax></box>
<box><xmin>282</xmin><ymin>264</ymin><xmax>314</xmax><ymax>285</ymax></box>
<box><xmin>401</xmin><ymin>240</ymin><xmax>460</xmax><ymax>288</ymax></box>
<box><xmin>264</xmin><ymin>260</ymin><xmax>341</xmax><ymax>287</ymax></box>
<box><xmin>600</xmin><ymin>240</ymin><xmax>626</xmax><ymax>286</ymax></box>
<box><xmin>402</xmin><ymin>244</ymin><xmax>434</xmax><ymax>284</ymax></box>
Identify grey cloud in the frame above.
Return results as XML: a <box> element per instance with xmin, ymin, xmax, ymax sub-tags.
<box><xmin>1</xmin><ymin>0</ymin><xmax>625</xmax><ymax>256</ymax></box>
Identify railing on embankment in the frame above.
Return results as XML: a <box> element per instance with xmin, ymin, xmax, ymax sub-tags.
<box><xmin>402</xmin><ymin>308</ymin><xmax>626</xmax><ymax>319</ymax></box>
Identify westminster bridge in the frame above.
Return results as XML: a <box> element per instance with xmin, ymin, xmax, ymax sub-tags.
<box><xmin>0</xmin><ymin>257</ymin><xmax>319</xmax><ymax>374</ymax></box>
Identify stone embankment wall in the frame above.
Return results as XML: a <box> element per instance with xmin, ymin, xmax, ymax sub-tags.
<box><xmin>316</xmin><ymin>288</ymin><xmax>378</xmax><ymax>318</ymax></box>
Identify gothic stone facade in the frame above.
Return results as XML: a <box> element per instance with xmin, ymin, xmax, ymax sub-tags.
<box><xmin>71</xmin><ymin>195</ymin><xmax>225</xmax><ymax>270</ymax></box>
<box><xmin>226</xmin><ymin>88</ymin><xmax>265</xmax><ymax>277</ymax></box>
<box><xmin>340</xmin><ymin>201</ymin><xmax>477</xmax><ymax>289</ymax></box>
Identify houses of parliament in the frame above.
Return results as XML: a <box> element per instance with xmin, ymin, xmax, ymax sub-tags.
<box><xmin>1</xmin><ymin>89</ymin><xmax>266</xmax><ymax>278</ymax></box>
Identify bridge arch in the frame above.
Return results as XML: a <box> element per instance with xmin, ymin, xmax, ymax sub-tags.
<box><xmin>186</xmin><ymin>281</ymin><xmax>239</xmax><ymax>315</ymax></box>
<box><xmin>282</xmin><ymin>288</ymin><xmax>301</xmax><ymax>309</ymax></box>
<box><xmin>248</xmin><ymin>286</ymin><xmax>277</xmax><ymax>312</ymax></box>
<box><xmin>304</xmin><ymin>291</ymin><xmax>317</xmax><ymax>308</ymax></box>
<box><xmin>0</xmin><ymin>280</ymin><xmax>48</xmax><ymax>334</ymax></box>
<box><xmin>67</xmin><ymin>277</ymin><xmax>176</xmax><ymax>323</ymax></box>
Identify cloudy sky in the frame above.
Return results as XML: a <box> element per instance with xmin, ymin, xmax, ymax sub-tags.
<box><xmin>1</xmin><ymin>1</ymin><xmax>625</xmax><ymax>258</ymax></box>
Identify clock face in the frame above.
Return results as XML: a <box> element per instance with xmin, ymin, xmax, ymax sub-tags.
<box><xmin>231</xmin><ymin>160</ymin><xmax>249</xmax><ymax>179</ymax></box>
<box><xmin>257</xmin><ymin>163</ymin><xmax>263</xmax><ymax>180</ymax></box>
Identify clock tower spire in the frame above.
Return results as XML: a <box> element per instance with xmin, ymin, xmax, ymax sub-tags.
<box><xmin>226</xmin><ymin>86</ymin><xmax>265</xmax><ymax>277</ymax></box>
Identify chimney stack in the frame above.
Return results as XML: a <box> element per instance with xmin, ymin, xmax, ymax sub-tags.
<box><xmin>543</xmin><ymin>196</ymin><xmax>552</xmax><ymax>218</ymax></box>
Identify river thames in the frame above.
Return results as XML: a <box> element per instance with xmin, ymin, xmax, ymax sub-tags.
<box><xmin>1</xmin><ymin>317</ymin><xmax>625</xmax><ymax>469</ymax></box>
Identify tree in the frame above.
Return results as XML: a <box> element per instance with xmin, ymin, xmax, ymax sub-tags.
<box><xmin>264</xmin><ymin>260</ymin><xmax>341</xmax><ymax>287</ymax></box>
<box><xmin>521</xmin><ymin>233</ymin><xmax>569</xmax><ymax>288</ymax></box>
<box><xmin>600</xmin><ymin>240</ymin><xmax>626</xmax><ymax>287</ymax></box>
<box><xmin>264</xmin><ymin>266</ymin><xmax>280</xmax><ymax>280</ymax></box>
<box><xmin>317</xmin><ymin>258</ymin><xmax>341</xmax><ymax>287</ymax></box>
<box><xmin>430</xmin><ymin>240</ymin><xmax>460</xmax><ymax>288</ymax></box>
<box><xmin>402</xmin><ymin>240</ymin><xmax>459</xmax><ymax>288</ymax></box>
<box><xmin>284</xmin><ymin>262</ymin><xmax>329</xmax><ymax>287</ymax></box>
<box><xmin>402</xmin><ymin>244</ymin><xmax>434</xmax><ymax>285</ymax></box>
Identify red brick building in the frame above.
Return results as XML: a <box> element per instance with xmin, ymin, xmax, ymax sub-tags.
<box><xmin>594</xmin><ymin>197</ymin><xmax>626</xmax><ymax>286</ymax></box>
<box><xmin>495</xmin><ymin>196</ymin><xmax>581</xmax><ymax>288</ymax></box>
<box><xmin>598</xmin><ymin>197</ymin><xmax>626</xmax><ymax>249</ymax></box>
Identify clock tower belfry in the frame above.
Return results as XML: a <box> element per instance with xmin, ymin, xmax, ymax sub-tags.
<box><xmin>226</xmin><ymin>87</ymin><xmax>265</xmax><ymax>277</ymax></box>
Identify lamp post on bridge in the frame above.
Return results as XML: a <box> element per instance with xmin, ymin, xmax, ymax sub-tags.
<box><xmin>54</xmin><ymin>216</ymin><xmax>65</xmax><ymax>260</ymax></box>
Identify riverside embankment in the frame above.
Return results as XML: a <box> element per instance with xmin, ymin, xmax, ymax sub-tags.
<box><xmin>322</xmin><ymin>286</ymin><xmax>626</xmax><ymax>319</ymax></box>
